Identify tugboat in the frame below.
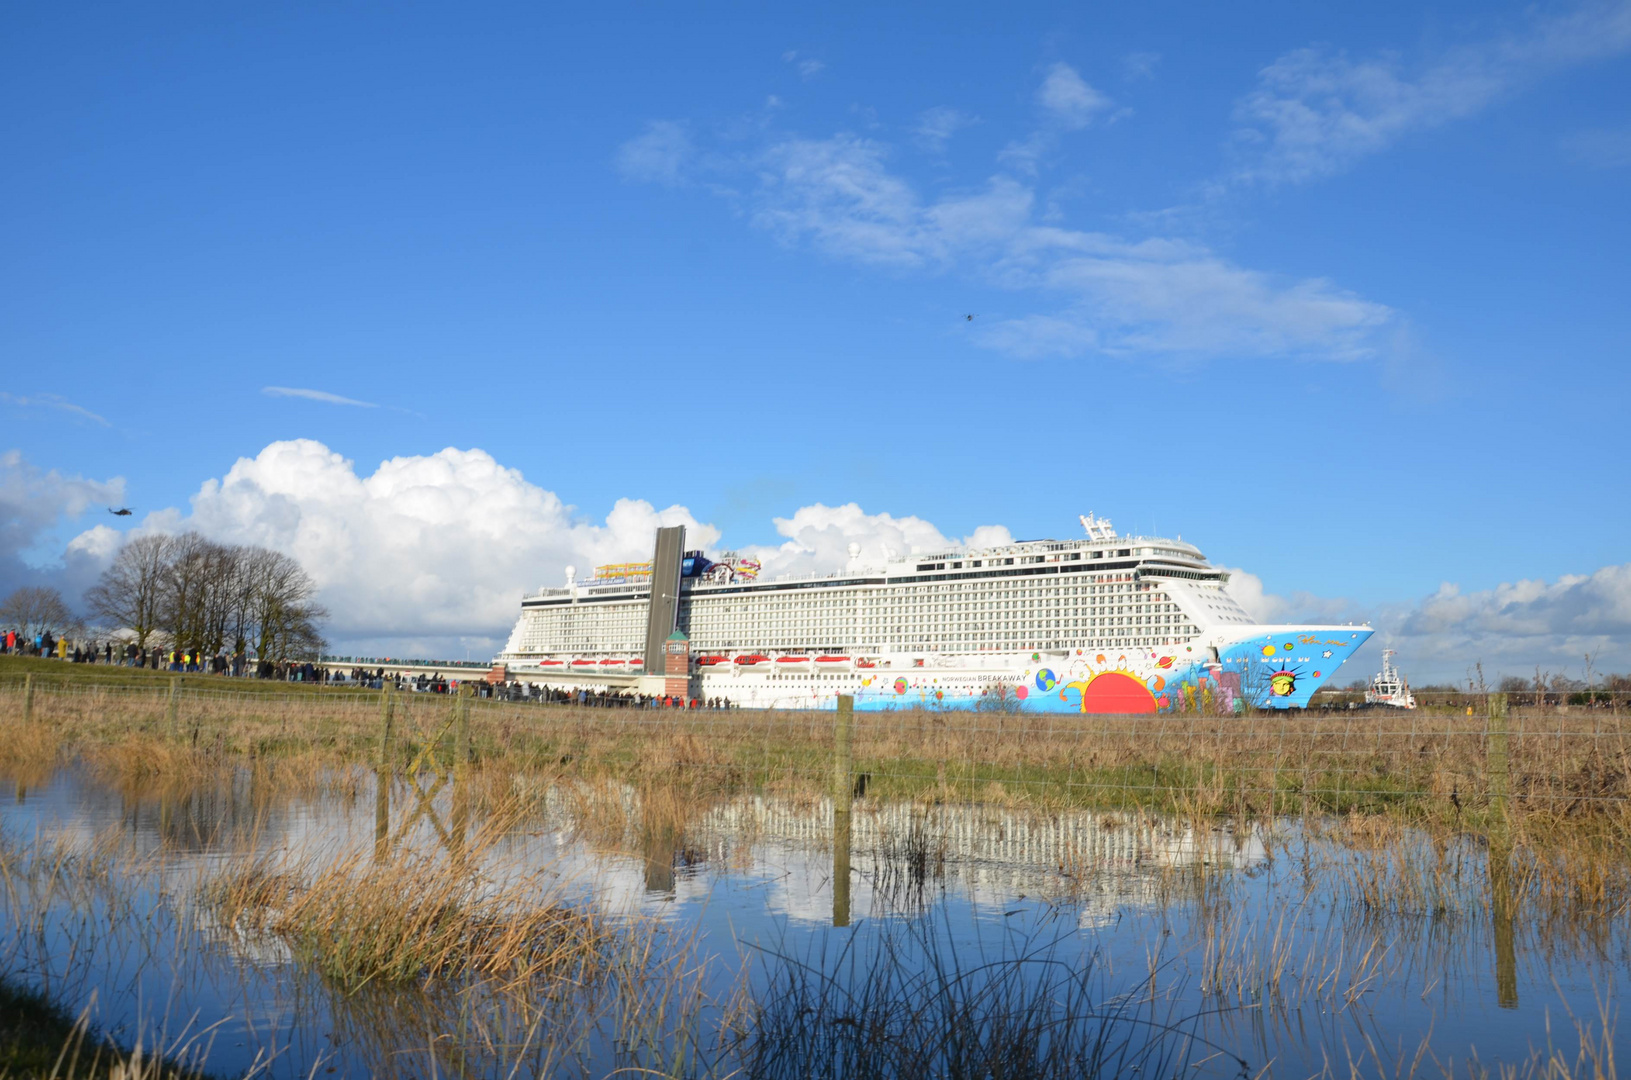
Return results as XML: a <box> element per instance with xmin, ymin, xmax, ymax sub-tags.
<box><xmin>1365</xmin><ymin>649</ymin><xmax>1417</xmax><ymax>709</ymax></box>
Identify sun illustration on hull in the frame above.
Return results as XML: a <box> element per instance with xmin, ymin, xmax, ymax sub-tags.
<box><xmin>1060</xmin><ymin>668</ymin><xmax>1161</xmax><ymax>714</ymax></box>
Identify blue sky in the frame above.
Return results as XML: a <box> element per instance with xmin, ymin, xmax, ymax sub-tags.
<box><xmin>4</xmin><ymin>1</ymin><xmax>1629</xmax><ymax>679</ymax></box>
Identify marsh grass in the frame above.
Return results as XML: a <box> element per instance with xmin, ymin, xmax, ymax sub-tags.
<box><xmin>7</xmin><ymin>674</ymin><xmax>1629</xmax><ymax>838</ymax></box>
<box><xmin>740</xmin><ymin>908</ymin><xmax>1222</xmax><ymax>1080</ymax></box>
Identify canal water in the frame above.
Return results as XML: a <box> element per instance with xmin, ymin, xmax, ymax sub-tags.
<box><xmin>0</xmin><ymin>762</ymin><xmax>1622</xmax><ymax>1078</ymax></box>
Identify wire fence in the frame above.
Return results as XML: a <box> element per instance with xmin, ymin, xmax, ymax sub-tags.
<box><xmin>1</xmin><ymin>676</ymin><xmax>1628</xmax><ymax>820</ymax></box>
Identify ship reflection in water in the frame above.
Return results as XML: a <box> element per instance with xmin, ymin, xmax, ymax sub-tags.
<box><xmin>0</xmin><ymin>764</ymin><xmax>1622</xmax><ymax>1079</ymax></box>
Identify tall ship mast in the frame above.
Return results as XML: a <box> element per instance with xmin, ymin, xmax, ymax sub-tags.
<box><xmin>496</xmin><ymin>515</ymin><xmax>1373</xmax><ymax>713</ymax></box>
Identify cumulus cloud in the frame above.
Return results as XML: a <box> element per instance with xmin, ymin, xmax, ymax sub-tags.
<box><xmin>741</xmin><ymin>503</ymin><xmax>1011</xmax><ymax>577</ymax></box>
<box><xmin>1036</xmin><ymin>63</ymin><xmax>1113</xmax><ymax>129</ymax></box>
<box><xmin>0</xmin><ymin>450</ymin><xmax>125</xmax><ymax>603</ymax></box>
<box><xmin>616</xmin><ymin>120</ymin><xmax>695</xmax><ymax>185</ymax></box>
<box><xmin>119</xmin><ymin>440</ymin><xmax>716</xmax><ymax>652</ymax></box>
<box><xmin>1391</xmin><ymin>566</ymin><xmax>1631</xmax><ymax>678</ymax></box>
<box><xmin>1223</xmin><ymin>567</ymin><xmax>1360</xmax><ymax>625</ymax></box>
<box><xmin>1226</xmin><ymin>562</ymin><xmax>1631</xmax><ymax>683</ymax></box>
<box><xmin>36</xmin><ymin>443</ymin><xmax>1014</xmax><ymax>653</ymax></box>
<box><xmin>1231</xmin><ymin>1</ymin><xmax>1631</xmax><ymax>184</ymax></box>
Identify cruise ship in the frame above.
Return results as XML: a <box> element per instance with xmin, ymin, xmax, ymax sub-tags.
<box><xmin>495</xmin><ymin>515</ymin><xmax>1372</xmax><ymax>713</ymax></box>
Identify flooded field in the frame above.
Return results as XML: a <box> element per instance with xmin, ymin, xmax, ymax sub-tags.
<box><xmin>0</xmin><ymin>755</ymin><xmax>1624</xmax><ymax>1079</ymax></box>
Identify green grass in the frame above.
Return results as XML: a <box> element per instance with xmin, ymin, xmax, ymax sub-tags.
<box><xmin>0</xmin><ymin>654</ymin><xmax>356</xmax><ymax>696</ymax></box>
<box><xmin>0</xmin><ymin>978</ymin><xmax>83</xmax><ymax>1076</ymax></box>
<box><xmin>0</xmin><ymin>977</ymin><xmax>224</xmax><ymax>1080</ymax></box>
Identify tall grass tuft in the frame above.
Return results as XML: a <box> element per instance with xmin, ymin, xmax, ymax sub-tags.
<box><xmin>740</xmin><ymin>910</ymin><xmax>1223</xmax><ymax>1080</ymax></box>
<box><xmin>205</xmin><ymin>848</ymin><xmax>617</xmax><ymax>994</ymax></box>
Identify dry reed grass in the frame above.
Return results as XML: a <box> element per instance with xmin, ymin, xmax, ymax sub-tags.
<box><xmin>6</xmin><ymin>680</ymin><xmax>1630</xmax><ymax>832</ymax></box>
<box><xmin>207</xmin><ymin>850</ymin><xmax>615</xmax><ymax>993</ymax></box>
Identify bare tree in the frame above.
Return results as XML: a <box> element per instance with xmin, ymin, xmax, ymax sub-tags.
<box><xmin>241</xmin><ymin>547</ymin><xmax>329</xmax><ymax>663</ymax></box>
<box><xmin>84</xmin><ymin>533</ymin><xmax>175</xmax><ymax>647</ymax></box>
<box><xmin>86</xmin><ymin>532</ymin><xmax>328</xmax><ymax>667</ymax></box>
<box><xmin>0</xmin><ymin>586</ymin><xmax>74</xmax><ymax>639</ymax></box>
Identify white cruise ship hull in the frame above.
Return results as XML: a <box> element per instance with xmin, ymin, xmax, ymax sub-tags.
<box><xmin>498</xmin><ymin>516</ymin><xmax>1374</xmax><ymax>713</ymax></box>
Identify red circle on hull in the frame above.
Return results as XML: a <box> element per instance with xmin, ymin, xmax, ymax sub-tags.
<box><xmin>1076</xmin><ymin>672</ymin><xmax>1158</xmax><ymax>714</ymax></box>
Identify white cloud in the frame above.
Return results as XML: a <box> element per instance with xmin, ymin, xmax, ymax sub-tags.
<box><xmin>1036</xmin><ymin>63</ymin><xmax>1113</xmax><ymax>129</ymax></box>
<box><xmin>615</xmin><ymin>120</ymin><xmax>695</xmax><ymax>186</ymax></box>
<box><xmin>0</xmin><ymin>392</ymin><xmax>109</xmax><ymax>426</ymax></box>
<box><xmin>742</xmin><ymin>133</ymin><xmax>1391</xmax><ymax>360</ymax></box>
<box><xmin>261</xmin><ymin>387</ymin><xmax>377</xmax><ymax>408</ymax></box>
<box><xmin>1231</xmin><ymin>1</ymin><xmax>1631</xmax><ymax>184</ymax></box>
<box><xmin>0</xmin><ymin>451</ymin><xmax>125</xmax><ymax>603</ymax></box>
<box><xmin>915</xmin><ymin>106</ymin><xmax>977</xmax><ymax>152</ymax></box>
<box><xmin>741</xmin><ymin>503</ymin><xmax>1011</xmax><ymax>577</ymax></box>
<box><xmin>1223</xmin><ymin>567</ymin><xmax>1358</xmax><ymax>625</ymax></box>
<box><xmin>1393</xmin><ymin>567</ymin><xmax>1631</xmax><ymax>677</ymax></box>
<box><xmin>140</xmin><ymin>440</ymin><xmax>716</xmax><ymax>648</ymax></box>
<box><xmin>751</xmin><ymin>135</ymin><xmax>932</xmax><ymax>267</ymax></box>
<box><xmin>58</xmin><ymin>444</ymin><xmax>1016</xmax><ymax>653</ymax></box>
<box><xmin>1225</xmin><ymin>562</ymin><xmax>1631</xmax><ymax>683</ymax></box>
<box><xmin>1003</xmin><ymin>233</ymin><xmax>1391</xmax><ymax>360</ymax></box>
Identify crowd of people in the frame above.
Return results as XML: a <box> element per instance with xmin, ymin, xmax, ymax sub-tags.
<box><xmin>529</xmin><ymin>685</ymin><xmax>736</xmax><ymax>709</ymax></box>
<box><xmin>4</xmin><ymin>629</ymin><xmax>737</xmax><ymax>706</ymax></box>
<box><xmin>1</xmin><ymin>627</ymin><xmax>329</xmax><ymax>681</ymax></box>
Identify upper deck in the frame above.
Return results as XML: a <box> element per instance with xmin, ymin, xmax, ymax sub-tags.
<box><xmin>518</xmin><ymin>514</ymin><xmax>1222</xmax><ymax>610</ymax></box>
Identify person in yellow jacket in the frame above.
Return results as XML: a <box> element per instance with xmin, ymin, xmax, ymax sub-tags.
<box><xmin>57</xmin><ymin>637</ymin><xmax>68</xmax><ymax>659</ymax></box>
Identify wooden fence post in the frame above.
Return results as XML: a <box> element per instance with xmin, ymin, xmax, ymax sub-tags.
<box><xmin>1487</xmin><ymin>692</ymin><xmax>1517</xmax><ymax>1008</ymax></box>
<box><xmin>167</xmin><ymin>677</ymin><xmax>181</xmax><ymax>740</ymax></box>
<box><xmin>21</xmin><ymin>674</ymin><xmax>33</xmax><ymax>726</ymax></box>
<box><xmin>455</xmin><ymin>685</ymin><xmax>471</xmax><ymax>772</ymax></box>
<box><xmin>375</xmin><ymin>682</ymin><xmax>395</xmax><ymax>861</ymax></box>
<box><xmin>1487</xmin><ymin>692</ymin><xmax>1510</xmax><ymax>823</ymax></box>
<box><xmin>832</xmin><ymin>694</ymin><xmax>853</xmax><ymax>927</ymax></box>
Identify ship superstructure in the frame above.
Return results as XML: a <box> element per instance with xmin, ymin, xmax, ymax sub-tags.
<box><xmin>496</xmin><ymin>515</ymin><xmax>1372</xmax><ymax>713</ymax></box>
<box><xmin>1364</xmin><ymin>650</ymin><xmax>1417</xmax><ymax>709</ymax></box>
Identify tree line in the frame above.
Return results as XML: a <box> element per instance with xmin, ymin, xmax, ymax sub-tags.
<box><xmin>83</xmin><ymin>533</ymin><xmax>328</xmax><ymax>660</ymax></box>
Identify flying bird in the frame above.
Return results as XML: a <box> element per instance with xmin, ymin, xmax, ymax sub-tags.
<box><xmin>964</xmin><ymin>314</ymin><xmax>977</xmax><ymax>321</ymax></box>
<box><xmin>109</xmin><ymin>507</ymin><xmax>133</xmax><ymax>516</ymax></box>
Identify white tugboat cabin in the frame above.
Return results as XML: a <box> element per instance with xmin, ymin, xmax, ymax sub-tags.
<box><xmin>1365</xmin><ymin>649</ymin><xmax>1417</xmax><ymax>709</ymax></box>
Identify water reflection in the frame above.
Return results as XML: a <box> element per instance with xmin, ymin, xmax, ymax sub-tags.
<box><xmin>0</xmin><ymin>761</ymin><xmax>1622</xmax><ymax>1079</ymax></box>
